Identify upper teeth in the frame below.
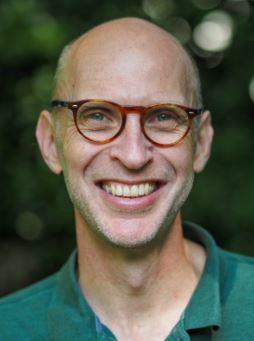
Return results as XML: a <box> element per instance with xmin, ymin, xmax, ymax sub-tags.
<box><xmin>102</xmin><ymin>182</ymin><xmax>156</xmax><ymax>197</ymax></box>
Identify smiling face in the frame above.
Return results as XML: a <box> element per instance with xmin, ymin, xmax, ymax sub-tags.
<box><xmin>36</xmin><ymin>18</ymin><xmax>213</xmax><ymax>249</ymax></box>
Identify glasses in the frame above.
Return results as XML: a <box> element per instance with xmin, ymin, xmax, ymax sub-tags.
<box><xmin>51</xmin><ymin>99</ymin><xmax>202</xmax><ymax>147</ymax></box>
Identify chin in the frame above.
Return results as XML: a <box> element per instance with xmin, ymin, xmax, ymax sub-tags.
<box><xmin>102</xmin><ymin>231</ymin><xmax>157</xmax><ymax>249</ymax></box>
<box><xmin>94</xmin><ymin>213</ymin><xmax>176</xmax><ymax>250</ymax></box>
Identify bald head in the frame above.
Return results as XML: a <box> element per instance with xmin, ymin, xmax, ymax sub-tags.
<box><xmin>53</xmin><ymin>18</ymin><xmax>202</xmax><ymax>108</ymax></box>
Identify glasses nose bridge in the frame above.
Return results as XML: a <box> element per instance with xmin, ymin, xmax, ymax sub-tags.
<box><xmin>119</xmin><ymin>105</ymin><xmax>148</xmax><ymax>143</ymax></box>
<box><xmin>121</xmin><ymin>105</ymin><xmax>146</xmax><ymax>117</ymax></box>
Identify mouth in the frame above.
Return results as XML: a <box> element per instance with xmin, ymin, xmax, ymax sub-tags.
<box><xmin>96</xmin><ymin>180</ymin><xmax>163</xmax><ymax>198</ymax></box>
<box><xmin>95</xmin><ymin>180</ymin><xmax>165</xmax><ymax>212</ymax></box>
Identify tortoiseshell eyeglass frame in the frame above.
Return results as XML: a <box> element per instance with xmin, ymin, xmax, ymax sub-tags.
<box><xmin>51</xmin><ymin>99</ymin><xmax>203</xmax><ymax>147</ymax></box>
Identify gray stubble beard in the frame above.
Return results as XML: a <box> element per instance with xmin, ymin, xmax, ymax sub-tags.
<box><xmin>63</xmin><ymin>168</ymin><xmax>195</xmax><ymax>250</ymax></box>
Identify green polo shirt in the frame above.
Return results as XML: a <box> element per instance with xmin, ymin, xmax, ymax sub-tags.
<box><xmin>1</xmin><ymin>222</ymin><xmax>254</xmax><ymax>340</ymax></box>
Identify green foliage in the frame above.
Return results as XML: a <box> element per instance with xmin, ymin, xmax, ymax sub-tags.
<box><xmin>1</xmin><ymin>0</ymin><xmax>254</xmax><ymax>294</ymax></box>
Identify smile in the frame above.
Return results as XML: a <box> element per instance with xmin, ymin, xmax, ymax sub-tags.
<box><xmin>96</xmin><ymin>180</ymin><xmax>165</xmax><ymax>212</ymax></box>
<box><xmin>101</xmin><ymin>182</ymin><xmax>158</xmax><ymax>198</ymax></box>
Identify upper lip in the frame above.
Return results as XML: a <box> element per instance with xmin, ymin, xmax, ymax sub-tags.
<box><xmin>96</xmin><ymin>179</ymin><xmax>165</xmax><ymax>186</ymax></box>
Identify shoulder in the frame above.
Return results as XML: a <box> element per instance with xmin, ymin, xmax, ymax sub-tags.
<box><xmin>218</xmin><ymin>249</ymin><xmax>254</xmax><ymax>314</ymax></box>
<box><xmin>213</xmin><ymin>249</ymin><xmax>254</xmax><ymax>337</ymax></box>
<box><xmin>0</xmin><ymin>273</ymin><xmax>58</xmax><ymax>340</ymax></box>
<box><xmin>0</xmin><ymin>273</ymin><xmax>57</xmax><ymax>306</ymax></box>
<box><xmin>219</xmin><ymin>248</ymin><xmax>254</xmax><ymax>281</ymax></box>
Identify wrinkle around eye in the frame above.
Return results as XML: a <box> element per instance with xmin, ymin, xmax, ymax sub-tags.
<box><xmin>61</xmin><ymin>123</ymin><xmax>81</xmax><ymax>151</ymax></box>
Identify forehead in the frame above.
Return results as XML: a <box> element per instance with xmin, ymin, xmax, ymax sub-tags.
<box><xmin>63</xmin><ymin>23</ymin><xmax>190</xmax><ymax>105</ymax></box>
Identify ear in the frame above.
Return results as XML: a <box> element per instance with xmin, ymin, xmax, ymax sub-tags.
<box><xmin>193</xmin><ymin>110</ymin><xmax>214</xmax><ymax>173</ymax></box>
<box><xmin>35</xmin><ymin>110</ymin><xmax>62</xmax><ymax>174</ymax></box>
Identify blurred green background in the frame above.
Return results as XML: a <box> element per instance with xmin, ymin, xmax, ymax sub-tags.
<box><xmin>1</xmin><ymin>0</ymin><xmax>254</xmax><ymax>296</ymax></box>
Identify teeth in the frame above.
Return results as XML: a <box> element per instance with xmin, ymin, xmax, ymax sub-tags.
<box><xmin>102</xmin><ymin>182</ymin><xmax>157</xmax><ymax>198</ymax></box>
<box><xmin>111</xmin><ymin>184</ymin><xmax>116</xmax><ymax>196</ymax></box>
<box><xmin>123</xmin><ymin>185</ymin><xmax>130</xmax><ymax>197</ymax></box>
<box><xmin>139</xmin><ymin>184</ymin><xmax>145</xmax><ymax>196</ymax></box>
<box><xmin>145</xmin><ymin>183</ymin><xmax>149</xmax><ymax>194</ymax></box>
<box><xmin>130</xmin><ymin>185</ymin><xmax>138</xmax><ymax>197</ymax></box>
<box><xmin>105</xmin><ymin>184</ymin><xmax>111</xmax><ymax>194</ymax></box>
<box><xmin>116</xmin><ymin>184</ymin><xmax>123</xmax><ymax>196</ymax></box>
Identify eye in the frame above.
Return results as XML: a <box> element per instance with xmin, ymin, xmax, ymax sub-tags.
<box><xmin>156</xmin><ymin>112</ymin><xmax>174</xmax><ymax>121</ymax></box>
<box><xmin>88</xmin><ymin>112</ymin><xmax>106</xmax><ymax>121</ymax></box>
<box><xmin>147</xmin><ymin>109</ymin><xmax>177</xmax><ymax>124</ymax></box>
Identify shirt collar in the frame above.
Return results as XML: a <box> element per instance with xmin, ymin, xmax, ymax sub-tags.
<box><xmin>183</xmin><ymin>222</ymin><xmax>221</xmax><ymax>332</ymax></box>
<box><xmin>47</xmin><ymin>251</ymin><xmax>98</xmax><ymax>340</ymax></box>
<box><xmin>48</xmin><ymin>222</ymin><xmax>222</xmax><ymax>338</ymax></box>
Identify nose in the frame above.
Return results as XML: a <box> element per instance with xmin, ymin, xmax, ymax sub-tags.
<box><xmin>109</xmin><ymin>114</ymin><xmax>153</xmax><ymax>170</ymax></box>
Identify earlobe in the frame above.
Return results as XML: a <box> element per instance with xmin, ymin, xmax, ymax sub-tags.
<box><xmin>193</xmin><ymin>111</ymin><xmax>214</xmax><ymax>173</ymax></box>
<box><xmin>35</xmin><ymin>110</ymin><xmax>62</xmax><ymax>174</ymax></box>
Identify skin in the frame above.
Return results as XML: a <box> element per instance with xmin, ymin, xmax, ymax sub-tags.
<box><xmin>36</xmin><ymin>18</ymin><xmax>213</xmax><ymax>340</ymax></box>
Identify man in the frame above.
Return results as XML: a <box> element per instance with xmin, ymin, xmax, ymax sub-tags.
<box><xmin>1</xmin><ymin>17</ymin><xmax>254</xmax><ymax>340</ymax></box>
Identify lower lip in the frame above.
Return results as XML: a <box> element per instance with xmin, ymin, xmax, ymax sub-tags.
<box><xmin>96</xmin><ymin>184</ymin><xmax>165</xmax><ymax>212</ymax></box>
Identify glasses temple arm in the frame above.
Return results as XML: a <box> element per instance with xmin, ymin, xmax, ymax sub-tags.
<box><xmin>51</xmin><ymin>100</ymin><xmax>69</xmax><ymax>108</ymax></box>
<box><xmin>188</xmin><ymin>109</ymin><xmax>203</xmax><ymax>117</ymax></box>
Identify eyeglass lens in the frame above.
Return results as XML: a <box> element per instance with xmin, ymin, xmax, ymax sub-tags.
<box><xmin>76</xmin><ymin>101</ymin><xmax>189</xmax><ymax>144</ymax></box>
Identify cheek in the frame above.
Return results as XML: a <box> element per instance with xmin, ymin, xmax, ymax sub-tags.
<box><xmin>161</xmin><ymin>137</ymin><xmax>195</xmax><ymax>177</ymax></box>
<box><xmin>59</xmin><ymin>127</ymin><xmax>99</xmax><ymax>176</ymax></box>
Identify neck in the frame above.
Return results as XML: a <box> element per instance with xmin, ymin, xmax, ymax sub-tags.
<box><xmin>76</xmin><ymin>213</ymin><xmax>205</xmax><ymax>339</ymax></box>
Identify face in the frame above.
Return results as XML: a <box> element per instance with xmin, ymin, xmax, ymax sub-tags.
<box><xmin>37</xmin><ymin>25</ymin><xmax>212</xmax><ymax>249</ymax></box>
